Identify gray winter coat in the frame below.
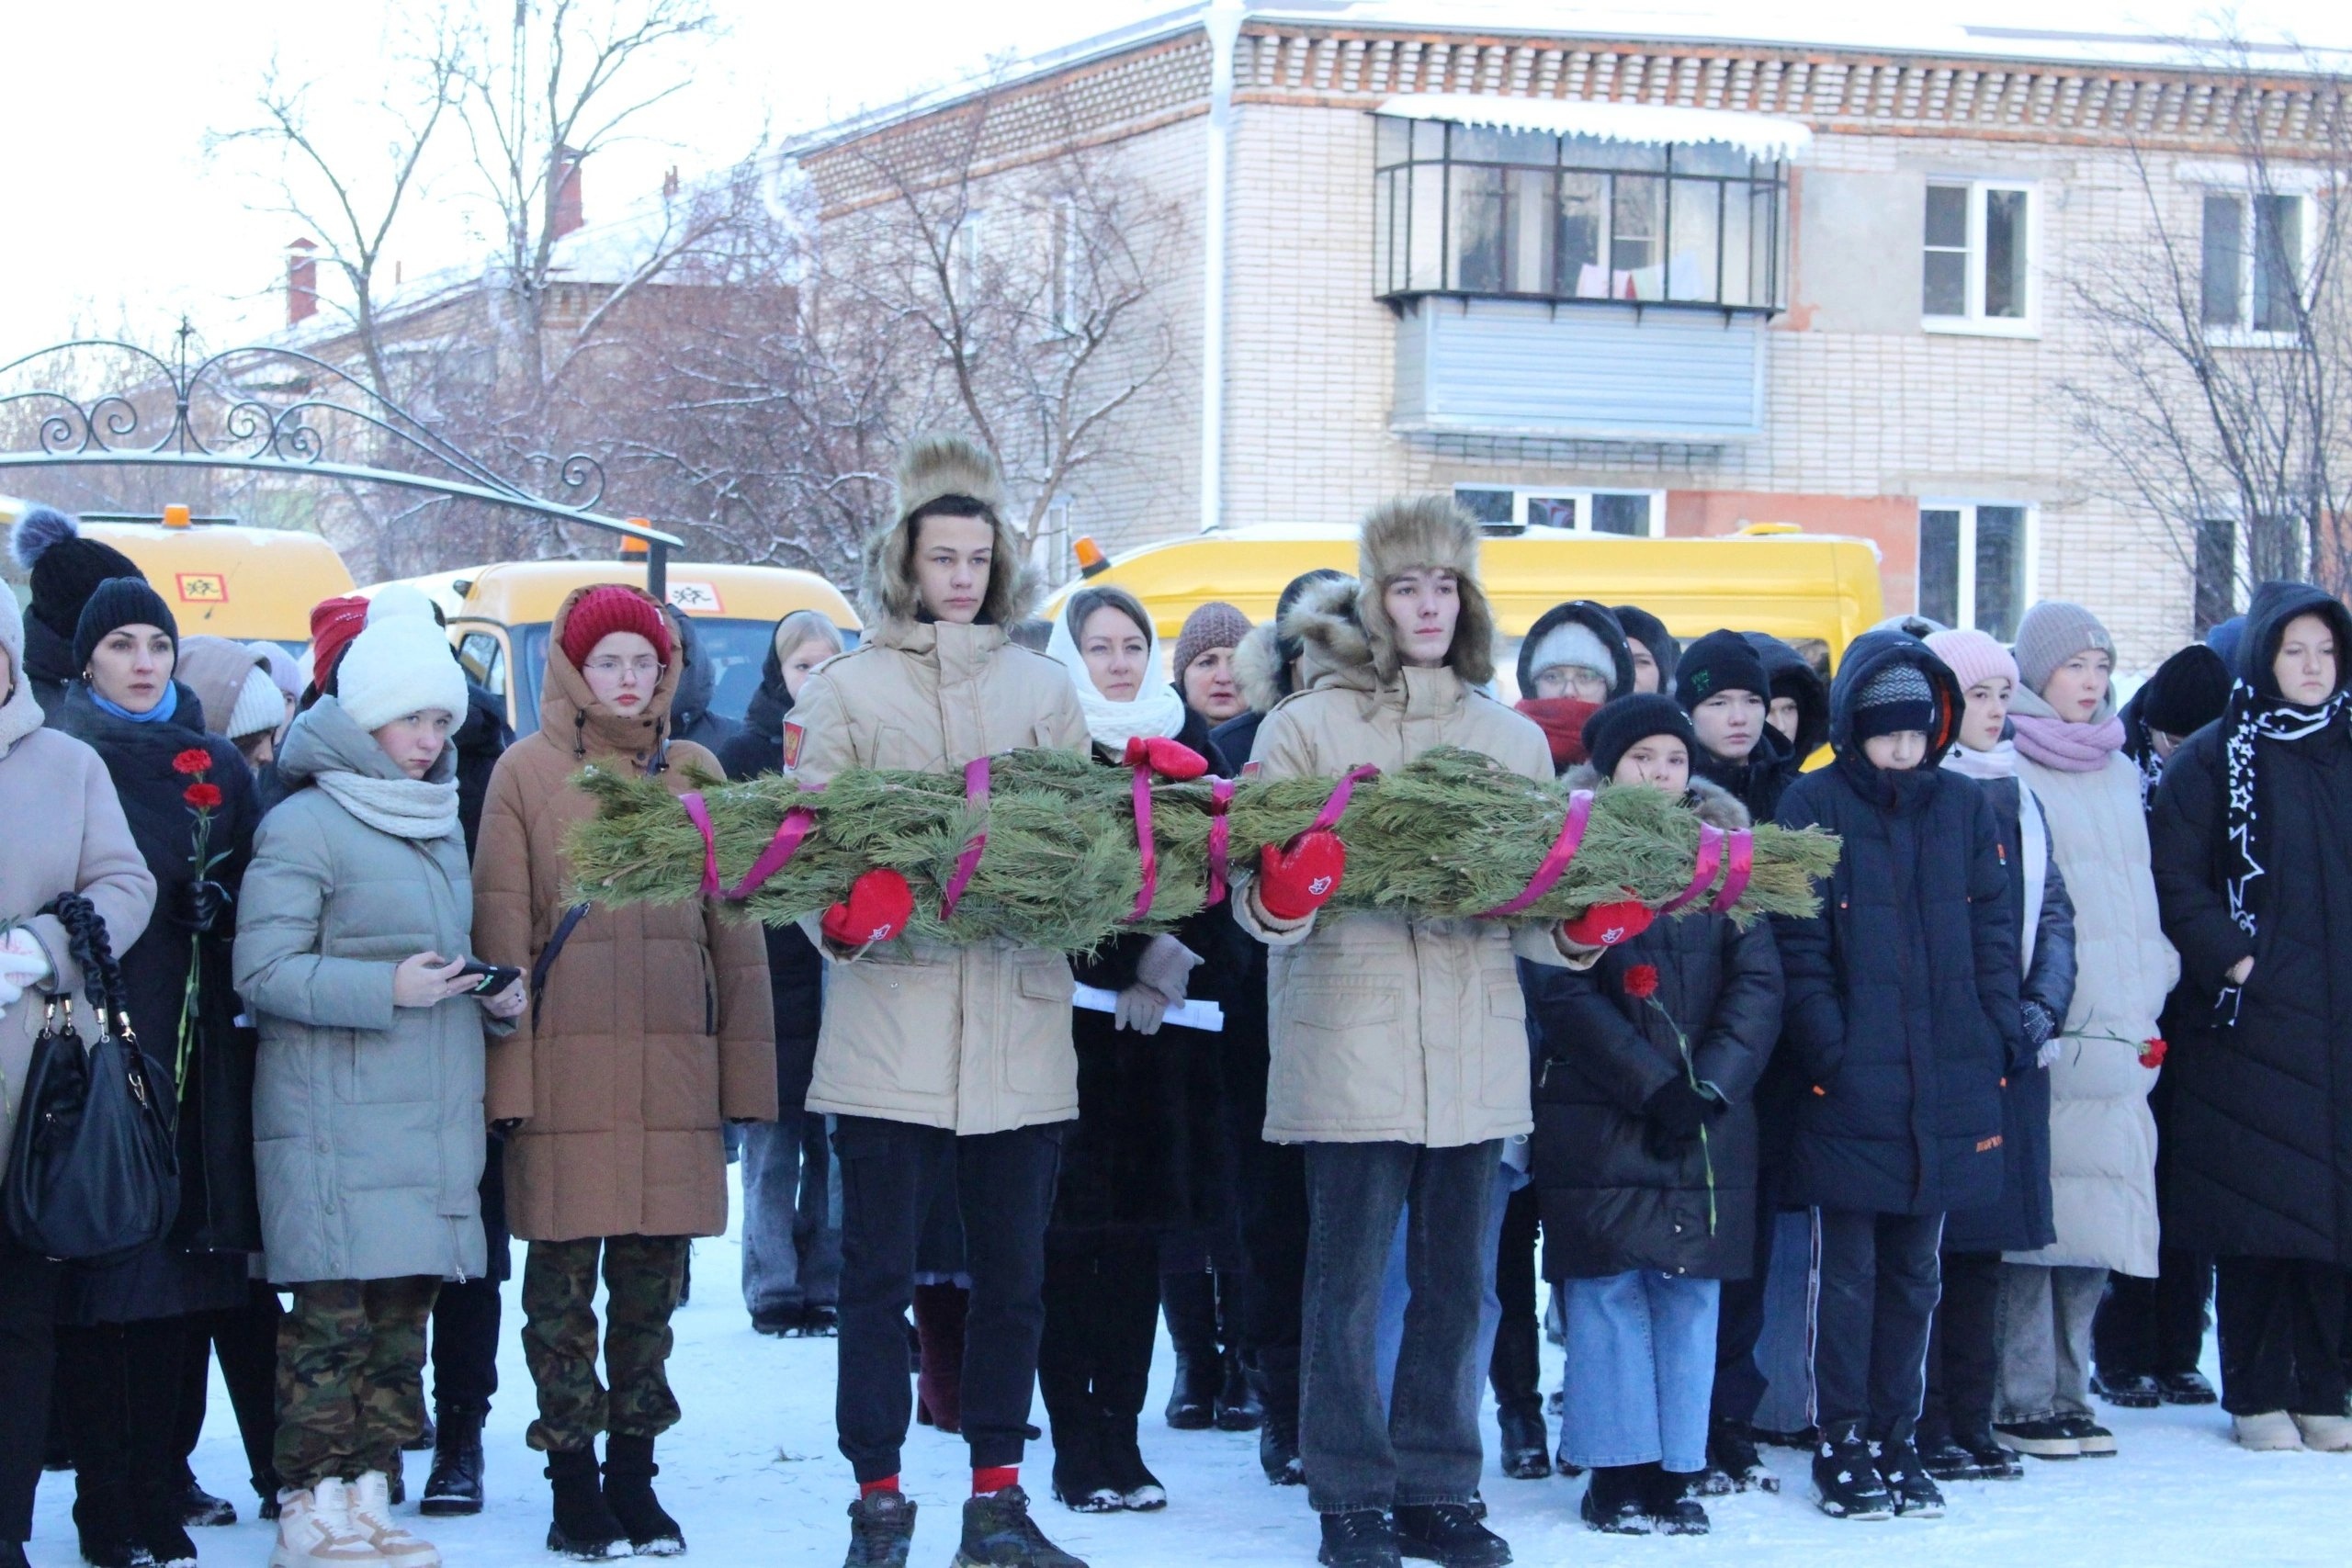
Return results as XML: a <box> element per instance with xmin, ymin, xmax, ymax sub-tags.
<box><xmin>233</xmin><ymin>698</ymin><xmax>490</xmax><ymax>1284</ymax></box>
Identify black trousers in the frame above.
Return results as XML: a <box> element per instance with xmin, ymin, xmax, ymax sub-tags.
<box><xmin>832</xmin><ymin>1116</ymin><xmax>1064</xmax><ymax>1483</ymax></box>
<box><xmin>2092</xmin><ymin>1248</ymin><xmax>2213</xmax><ymax>1380</ymax></box>
<box><xmin>1919</xmin><ymin>1249</ymin><xmax>2001</xmax><ymax>1447</ymax></box>
<box><xmin>2214</xmin><ymin>1257</ymin><xmax>2348</xmax><ymax>1417</ymax></box>
<box><xmin>1038</xmin><ymin>1232</ymin><xmax>1162</xmax><ymax>1471</ymax></box>
<box><xmin>1487</xmin><ymin>1183</ymin><xmax>1541</xmax><ymax>1415</ymax></box>
<box><xmin>429</xmin><ymin>1274</ymin><xmax>503</xmax><ymax>1413</ymax></box>
<box><xmin>1811</xmin><ymin>1211</ymin><xmax>1943</xmax><ymax>1444</ymax></box>
<box><xmin>56</xmin><ymin>1314</ymin><xmax>196</xmax><ymax>1519</ymax></box>
<box><xmin>177</xmin><ymin>1281</ymin><xmax>283</xmax><ymax>1500</ymax></box>
<box><xmin>0</xmin><ymin>1237</ymin><xmax>60</xmax><ymax>1542</ymax></box>
<box><xmin>1711</xmin><ymin>1203</ymin><xmax>1779</xmax><ymax>1427</ymax></box>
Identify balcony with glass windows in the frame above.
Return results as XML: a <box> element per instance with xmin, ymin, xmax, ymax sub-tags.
<box><xmin>1373</xmin><ymin>97</ymin><xmax>1804</xmax><ymax>443</ymax></box>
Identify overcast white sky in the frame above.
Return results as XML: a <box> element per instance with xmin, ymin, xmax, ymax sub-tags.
<box><xmin>0</xmin><ymin>0</ymin><xmax>2342</xmax><ymax>356</ymax></box>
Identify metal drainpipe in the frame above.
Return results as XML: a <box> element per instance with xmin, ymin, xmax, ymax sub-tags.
<box><xmin>646</xmin><ymin>539</ymin><xmax>669</xmax><ymax>604</ymax></box>
<box><xmin>1199</xmin><ymin>1</ymin><xmax>1245</xmax><ymax>535</ymax></box>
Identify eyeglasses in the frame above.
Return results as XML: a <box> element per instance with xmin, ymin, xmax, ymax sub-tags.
<box><xmin>583</xmin><ymin>656</ymin><xmax>662</xmax><ymax>678</ymax></box>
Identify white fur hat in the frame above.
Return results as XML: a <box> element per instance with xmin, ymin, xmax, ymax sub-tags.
<box><xmin>336</xmin><ymin>614</ymin><xmax>468</xmax><ymax>732</ymax></box>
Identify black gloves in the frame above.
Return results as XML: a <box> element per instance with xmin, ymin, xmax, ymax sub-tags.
<box><xmin>1642</xmin><ymin>1077</ymin><xmax>1720</xmax><ymax>1160</ymax></box>
<box><xmin>2020</xmin><ymin>1000</ymin><xmax>2057</xmax><ymax>1051</ymax></box>
<box><xmin>180</xmin><ymin>880</ymin><xmax>231</xmax><ymax>933</ymax></box>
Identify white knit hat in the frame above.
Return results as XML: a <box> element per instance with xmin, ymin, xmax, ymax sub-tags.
<box><xmin>1523</xmin><ymin>619</ymin><xmax>1615</xmax><ymax>685</ymax></box>
<box><xmin>336</xmin><ymin>615</ymin><xmax>468</xmax><ymax>732</ymax></box>
<box><xmin>224</xmin><ymin>665</ymin><xmax>286</xmax><ymax>741</ymax></box>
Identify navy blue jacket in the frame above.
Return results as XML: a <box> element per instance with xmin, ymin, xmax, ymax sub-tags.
<box><xmin>1770</xmin><ymin>631</ymin><xmax>2019</xmax><ymax>1217</ymax></box>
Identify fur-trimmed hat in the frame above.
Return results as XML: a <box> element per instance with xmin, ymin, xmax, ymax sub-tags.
<box><xmin>1354</xmin><ymin>496</ymin><xmax>1496</xmax><ymax>686</ymax></box>
<box><xmin>865</xmin><ymin>434</ymin><xmax>1037</xmax><ymax>631</ymax></box>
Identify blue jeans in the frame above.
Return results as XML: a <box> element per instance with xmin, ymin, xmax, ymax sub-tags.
<box><xmin>1374</xmin><ymin>1158</ymin><xmax>1523</xmax><ymax>1412</ymax></box>
<box><xmin>741</xmin><ymin>1110</ymin><xmax>842</xmax><ymax>1319</ymax></box>
<box><xmin>1558</xmin><ymin>1271</ymin><xmax>1720</xmax><ymax>1472</ymax></box>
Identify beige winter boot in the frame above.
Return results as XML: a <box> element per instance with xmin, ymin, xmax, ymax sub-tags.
<box><xmin>347</xmin><ymin>1471</ymin><xmax>442</xmax><ymax>1566</ymax></box>
<box><xmin>269</xmin><ymin>1479</ymin><xmax>389</xmax><ymax>1566</ymax></box>
<box><xmin>2233</xmin><ymin>1410</ymin><xmax>2305</xmax><ymax>1451</ymax></box>
<box><xmin>2291</xmin><ymin>1413</ymin><xmax>2352</xmax><ymax>1452</ymax></box>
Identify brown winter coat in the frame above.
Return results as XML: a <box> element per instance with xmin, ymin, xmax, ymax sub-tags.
<box><xmin>787</xmin><ymin>433</ymin><xmax>1091</xmax><ymax>1135</ymax></box>
<box><xmin>0</xmin><ymin>638</ymin><xmax>159</xmax><ymax>1171</ymax></box>
<box><xmin>474</xmin><ymin>586</ymin><xmax>776</xmax><ymax>1243</ymax></box>
<box><xmin>1235</xmin><ymin>502</ymin><xmax>1575</xmax><ymax>1148</ymax></box>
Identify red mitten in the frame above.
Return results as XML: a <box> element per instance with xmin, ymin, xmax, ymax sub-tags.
<box><xmin>822</xmin><ymin>869</ymin><xmax>914</xmax><ymax>948</ymax></box>
<box><xmin>1257</xmin><ymin>830</ymin><xmax>1346</xmax><ymax>922</ymax></box>
<box><xmin>1561</xmin><ymin>897</ymin><xmax>1654</xmax><ymax>949</ymax></box>
<box><xmin>1122</xmin><ymin>736</ymin><xmax>1210</xmax><ymax>780</ymax></box>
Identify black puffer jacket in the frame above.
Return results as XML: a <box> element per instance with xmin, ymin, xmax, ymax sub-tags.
<box><xmin>1942</xmin><ymin>769</ymin><xmax>2076</xmax><ymax>1254</ymax></box>
<box><xmin>1695</xmin><ymin>720</ymin><xmax>1801</xmax><ymax>824</ymax></box>
<box><xmin>717</xmin><ymin>638</ymin><xmax>826</xmax><ymax>1110</ymax></box>
<box><xmin>1529</xmin><ymin>775</ymin><xmax>1782</xmax><ymax>1280</ymax></box>
<box><xmin>454</xmin><ymin>676</ymin><xmax>513</xmax><ymax>858</ymax></box>
<box><xmin>2151</xmin><ymin>582</ymin><xmax>2352</xmax><ymax>1263</ymax></box>
<box><xmin>666</xmin><ymin>609</ymin><xmax>741</xmax><ymax>757</ymax></box>
<box><xmin>1771</xmin><ymin>631</ymin><xmax>2019</xmax><ymax>1217</ymax></box>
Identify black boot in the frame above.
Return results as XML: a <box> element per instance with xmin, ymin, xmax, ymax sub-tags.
<box><xmin>1578</xmin><ymin>1466</ymin><xmax>1650</xmax><ymax>1535</ymax></box>
<box><xmin>1247</xmin><ymin>1347</ymin><xmax>1304</xmax><ymax>1484</ymax></box>
<box><xmin>545</xmin><ymin>1445</ymin><xmax>630</xmax><ymax>1560</ymax></box>
<box><xmin>131</xmin><ymin>1478</ymin><xmax>198</xmax><ymax>1568</ymax></box>
<box><xmin>844</xmin><ymin>1490</ymin><xmax>917</xmax><ymax>1568</ymax></box>
<box><xmin>1704</xmin><ymin>1419</ymin><xmax>1778</xmax><ymax>1494</ymax></box>
<box><xmin>1650</xmin><ymin>1467</ymin><xmax>1711</xmax><ymax>1536</ymax></box>
<box><xmin>1873</xmin><ymin>1437</ymin><xmax>1946</xmax><ymax>1517</ymax></box>
<box><xmin>1495</xmin><ymin>1399</ymin><xmax>1549</xmax><ymax>1481</ymax></box>
<box><xmin>1811</xmin><ymin>1424</ymin><xmax>1894</xmax><ymax>1521</ymax></box>
<box><xmin>176</xmin><ymin>1472</ymin><xmax>237</xmax><ymax>1527</ymax></box>
<box><xmin>1392</xmin><ymin>1502</ymin><xmax>1510</xmax><ymax>1568</ymax></box>
<box><xmin>953</xmin><ymin>1485</ymin><xmax>1087</xmax><ymax>1568</ymax></box>
<box><xmin>71</xmin><ymin>1480</ymin><xmax>144</xmax><ymax>1568</ymax></box>
<box><xmin>1159</xmin><ymin>1271</ymin><xmax>1220</xmax><ymax>1430</ymax></box>
<box><xmin>1047</xmin><ymin>1406</ymin><xmax>1120</xmax><ymax>1515</ymax></box>
<box><xmin>1214</xmin><ymin>1347</ymin><xmax>1264</xmax><ymax>1432</ymax></box>
<box><xmin>1318</xmin><ymin>1510</ymin><xmax>1401</xmax><ymax>1568</ymax></box>
<box><xmin>604</xmin><ymin>1433</ymin><xmax>685</xmax><ymax>1555</ymax></box>
<box><xmin>422</xmin><ymin>1403</ymin><xmax>487</xmax><ymax>1517</ymax></box>
<box><xmin>1099</xmin><ymin>1416</ymin><xmax>1166</xmax><ymax>1512</ymax></box>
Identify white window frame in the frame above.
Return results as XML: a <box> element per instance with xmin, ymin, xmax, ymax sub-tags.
<box><xmin>1917</xmin><ymin>500</ymin><xmax>2041</xmax><ymax>637</ymax></box>
<box><xmin>1921</xmin><ymin>179</ymin><xmax>2041</xmax><ymax>339</ymax></box>
<box><xmin>1452</xmin><ymin>484</ymin><xmax>1668</xmax><ymax>538</ymax></box>
<box><xmin>2198</xmin><ymin>186</ymin><xmax>2314</xmax><ymax>348</ymax></box>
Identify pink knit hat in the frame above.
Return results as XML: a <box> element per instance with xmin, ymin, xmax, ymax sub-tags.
<box><xmin>1923</xmin><ymin>628</ymin><xmax>2019</xmax><ymax>693</ymax></box>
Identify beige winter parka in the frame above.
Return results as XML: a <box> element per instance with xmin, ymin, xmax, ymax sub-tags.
<box><xmin>1235</xmin><ymin>503</ymin><xmax>1574</xmax><ymax>1148</ymax></box>
<box><xmin>788</xmin><ymin>442</ymin><xmax>1091</xmax><ymax>1136</ymax></box>
<box><xmin>475</xmin><ymin>587</ymin><xmax>777</xmax><ymax>1243</ymax></box>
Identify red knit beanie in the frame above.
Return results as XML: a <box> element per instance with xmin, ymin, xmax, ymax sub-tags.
<box><xmin>560</xmin><ymin>585</ymin><xmax>673</xmax><ymax>671</ymax></box>
<box><xmin>309</xmin><ymin>594</ymin><xmax>371</xmax><ymax>686</ymax></box>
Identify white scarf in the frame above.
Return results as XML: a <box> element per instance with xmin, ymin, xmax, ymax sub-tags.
<box><xmin>1047</xmin><ymin>603</ymin><xmax>1187</xmax><ymax>752</ymax></box>
<box><xmin>316</xmin><ymin>770</ymin><xmax>461</xmax><ymax>841</ymax></box>
<box><xmin>1941</xmin><ymin>738</ymin><xmax>2050</xmax><ymax>972</ymax></box>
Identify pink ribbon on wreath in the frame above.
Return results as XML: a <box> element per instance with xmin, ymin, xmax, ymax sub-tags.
<box><xmin>1204</xmin><ymin>778</ymin><xmax>1238</xmax><ymax>907</ymax></box>
<box><xmin>1126</xmin><ymin>762</ymin><xmax>1159</xmax><ymax>923</ymax></box>
<box><xmin>677</xmin><ymin>790</ymin><xmax>823</xmax><ymax>903</ymax></box>
<box><xmin>1658</xmin><ymin>823</ymin><xmax>1727</xmax><ymax>915</ymax></box>
<box><xmin>1289</xmin><ymin>764</ymin><xmax>1380</xmax><ymax>849</ymax></box>
<box><xmin>1477</xmin><ymin>790</ymin><xmax>1596</xmax><ymax>919</ymax></box>
<box><xmin>1708</xmin><ymin>829</ymin><xmax>1756</xmax><ymax>916</ymax></box>
<box><xmin>938</xmin><ymin>756</ymin><xmax>993</xmax><ymax>920</ymax></box>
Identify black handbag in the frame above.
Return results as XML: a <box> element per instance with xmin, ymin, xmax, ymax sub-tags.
<box><xmin>3</xmin><ymin>893</ymin><xmax>180</xmax><ymax>1263</ymax></box>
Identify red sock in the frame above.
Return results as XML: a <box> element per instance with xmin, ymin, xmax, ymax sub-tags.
<box><xmin>860</xmin><ymin>1475</ymin><xmax>900</xmax><ymax>1499</ymax></box>
<box><xmin>972</xmin><ymin>1465</ymin><xmax>1018</xmax><ymax>1496</ymax></box>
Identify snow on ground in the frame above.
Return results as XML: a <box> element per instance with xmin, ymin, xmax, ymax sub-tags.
<box><xmin>29</xmin><ymin>1171</ymin><xmax>2352</xmax><ymax>1567</ymax></box>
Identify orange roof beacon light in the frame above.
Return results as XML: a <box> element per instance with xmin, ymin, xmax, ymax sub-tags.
<box><xmin>1073</xmin><ymin>536</ymin><xmax>1110</xmax><ymax>580</ymax></box>
<box><xmin>162</xmin><ymin>503</ymin><xmax>192</xmax><ymax>529</ymax></box>
<box><xmin>619</xmin><ymin>530</ymin><xmax>650</xmax><ymax>558</ymax></box>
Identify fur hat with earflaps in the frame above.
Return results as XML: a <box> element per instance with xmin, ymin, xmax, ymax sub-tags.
<box><xmin>865</xmin><ymin>434</ymin><xmax>1040</xmax><ymax>632</ymax></box>
<box><xmin>1354</xmin><ymin>495</ymin><xmax>1497</xmax><ymax>686</ymax></box>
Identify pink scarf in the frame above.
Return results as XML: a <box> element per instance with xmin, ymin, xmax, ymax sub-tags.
<box><xmin>2011</xmin><ymin>710</ymin><xmax>2126</xmax><ymax>773</ymax></box>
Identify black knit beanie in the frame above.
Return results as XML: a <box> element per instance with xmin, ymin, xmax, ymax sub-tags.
<box><xmin>1582</xmin><ymin>694</ymin><xmax>1699</xmax><ymax>780</ymax></box>
<box><xmin>11</xmin><ymin>506</ymin><xmax>143</xmax><ymax>640</ymax></box>
<box><xmin>73</xmin><ymin>577</ymin><xmax>179</xmax><ymax>671</ymax></box>
<box><xmin>1852</xmin><ymin>660</ymin><xmax>1937</xmax><ymax>743</ymax></box>
<box><xmin>1672</xmin><ymin>629</ymin><xmax>1769</xmax><ymax>711</ymax></box>
<box><xmin>2136</xmin><ymin>643</ymin><xmax>2233</xmax><ymax>736</ymax></box>
<box><xmin>1611</xmin><ymin>604</ymin><xmax>1680</xmax><ymax>689</ymax></box>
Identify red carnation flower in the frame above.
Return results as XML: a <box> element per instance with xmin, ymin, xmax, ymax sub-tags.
<box><xmin>2141</xmin><ymin>1036</ymin><xmax>2168</xmax><ymax>1069</ymax></box>
<box><xmin>183</xmin><ymin>783</ymin><xmax>223</xmax><ymax>810</ymax></box>
<box><xmin>1623</xmin><ymin>964</ymin><xmax>1660</xmax><ymax>1000</ymax></box>
<box><xmin>172</xmin><ymin>748</ymin><xmax>212</xmax><ymax>776</ymax></box>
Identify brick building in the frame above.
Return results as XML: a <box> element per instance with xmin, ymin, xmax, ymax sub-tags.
<box><xmin>795</xmin><ymin>3</ymin><xmax>2345</xmax><ymax>666</ymax></box>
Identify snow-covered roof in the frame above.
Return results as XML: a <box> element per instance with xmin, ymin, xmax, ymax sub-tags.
<box><xmin>1378</xmin><ymin>95</ymin><xmax>1814</xmax><ymax>162</ymax></box>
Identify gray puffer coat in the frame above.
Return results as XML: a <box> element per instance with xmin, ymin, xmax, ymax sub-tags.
<box><xmin>233</xmin><ymin>697</ymin><xmax>490</xmax><ymax>1284</ymax></box>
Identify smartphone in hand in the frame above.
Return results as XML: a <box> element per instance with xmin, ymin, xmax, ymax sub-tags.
<box><xmin>456</xmin><ymin>961</ymin><xmax>524</xmax><ymax>997</ymax></box>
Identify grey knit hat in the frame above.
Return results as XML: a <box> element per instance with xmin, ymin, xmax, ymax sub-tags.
<box><xmin>2013</xmin><ymin>601</ymin><xmax>2115</xmax><ymax>696</ymax></box>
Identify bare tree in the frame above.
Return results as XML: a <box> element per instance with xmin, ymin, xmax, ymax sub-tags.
<box><xmin>2065</xmin><ymin>49</ymin><xmax>2352</xmax><ymax>629</ymax></box>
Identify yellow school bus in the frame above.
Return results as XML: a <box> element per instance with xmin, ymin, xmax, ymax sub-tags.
<box><xmin>370</xmin><ymin>558</ymin><xmax>860</xmax><ymax>734</ymax></box>
<box><xmin>73</xmin><ymin>511</ymin><xmax>357</xmax><ymax>652</ymax></box>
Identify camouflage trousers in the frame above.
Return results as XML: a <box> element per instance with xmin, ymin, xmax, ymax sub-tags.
<box><xmin>274</xmin><ymin>1276</ymin><xmax>441</xmax><ymax>1491</ymax></box>
<box><xmin>522</xmin><ymin>1234</ymin><xmax>690</xmax><ymax>1453</ymax></box>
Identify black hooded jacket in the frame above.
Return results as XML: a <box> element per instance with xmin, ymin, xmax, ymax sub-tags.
<box><xmin>716</xmin><ymin>637</ymin><xmax>826</xmax><ymax>1109</ymax></box>
<box><xmin>454</xmin><ymin>677</ymin><xmax>513</xmax><ymax>858</ymax></box>
<box><xmin>2151</xmin><ymin>582</ymin><xmax>2352</xmax><ymax>1263</ymax></box>
<box><xmin>1693</xmin><ymin>720</ymin><xmax>1800</xmax><ymax>825</ymax></box>
<box><xmin>1771</xmin><ymin>630</ymin><xmax>2020</xmax><ymax>1216</ymax></box>
<box><xmin>1746</xmin><ymin>632</ymin><xmax>1830</xmax><ymax>762</ymax></box>
<box><xmin>1516</xmin><ymin>602</ymin><xmax>1635</xmax><ymax>696</ymax></box>
<box><xmin>665</xmin><ymin>609</ymin><xmax>741</xmax><ymax>757</ymax></box>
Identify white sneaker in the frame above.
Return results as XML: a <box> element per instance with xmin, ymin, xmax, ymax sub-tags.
<box><xmin>270</xmin><ymin>1481</ymin><xmax>390</xmax><ymax>1566</ymax></box>
<box><xmin>348</xmin><ymin>1472</ymin><xmax>442</xmax><ymax>1566</ymax></box>
<box><xmin>2292</xmin><ymin>1413</ymin><xmax>2352</xmax><ymax>1452</ymax></box>
<box><xmin>2233</xmin><ymin>1410</ymin><xmax>2305</xmax><ymax>1451</ymax></box>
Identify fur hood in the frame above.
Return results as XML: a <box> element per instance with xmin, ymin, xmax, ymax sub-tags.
<box><xmin>1281</xmin><ymin>574</ymin><xmax>1381</xmax><ymax>694</ymax></box>
<box><xmin>1563</xmin><ymin>763</ymin><xmax>1753</xmax><ymax>831</ymax></box>
<box><xmin>862</xmin><ymin>434</ymin><xmax>1041</xmax><ymax>635</ymax></box>
<box><xmin>1233</xmin><ymin>622</ymin><xmax>1286</xmax><ymax>716</ymax></box>
<box><xmin>1353</xmin><ymin>496</ymin><xmax>1498</xmax><ymax>687</ymax></box>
